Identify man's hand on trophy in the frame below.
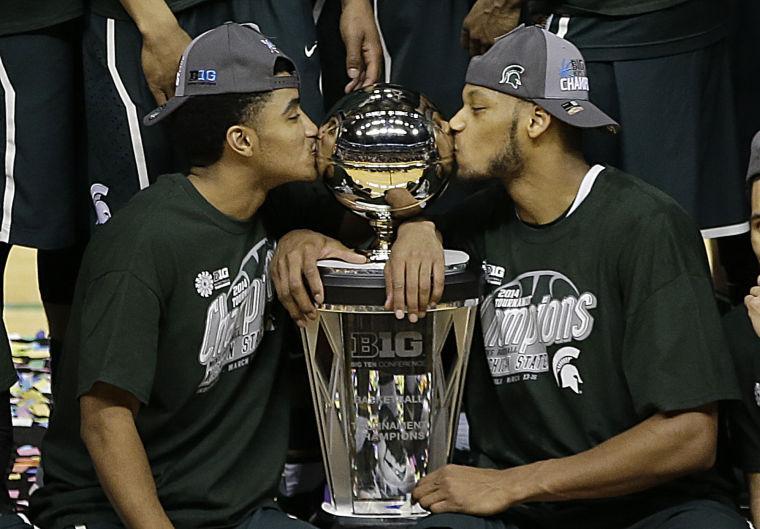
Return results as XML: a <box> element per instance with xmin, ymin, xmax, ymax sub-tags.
<box><xmin>385</xmin><ymin>221</ymin><xmax>445</xmax><ymax>323</ymax></box>
<box><xmin>412</xmin><ymin>464</ymin><xmax>519</xmax><ymax>516</ymax></box>
<box><xmin>272</xmin><ymin>230</ymin><xmax>366</xmax><ymax>327</ymax></box>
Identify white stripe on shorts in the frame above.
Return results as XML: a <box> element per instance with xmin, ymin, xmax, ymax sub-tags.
<box><xmin>0</xmin><ymin>56</ymin><xmax>16</xmax><ymax>243</ymax></box>
<box><xmin>373</xmin><ymin>0</ymin><xmax>392</xmax><ymax>83</ymax></box>
<box><xmin>556</xmin><ymin>15</ymin><xmax>570</xmax><ymax>38</ymax></box>
<box><xmin>106</xmin><ymin>18</ymin><xmax>150</xmax><ymax>191</ymax></box>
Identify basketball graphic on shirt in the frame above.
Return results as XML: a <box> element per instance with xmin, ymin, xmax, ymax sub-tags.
<box><xmin>480</xmin><ymin>269</ymin><xmax>596</xmax><ymax>388</ymax></box>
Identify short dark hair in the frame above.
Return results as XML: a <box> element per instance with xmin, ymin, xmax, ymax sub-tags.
<box><xmin>169</xmin><ymin>57</ymin><xmax>296</xmax><ymax>168</ymax></box>
<box><xmin>169</xmin><ymin>92</ymin><xmax>272</xmax><ymax>168</ymax></box>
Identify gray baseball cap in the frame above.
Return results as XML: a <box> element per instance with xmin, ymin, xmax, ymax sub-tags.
<box><xmin>144</xmin><ymin>22</ymin><xmax>299</xmax><ymax>126</ymax></box>
<box><xmin>748</xmin><ymin>131</ymin><xmax>760</xmax><ymax>183</ymax></box>
<box><xmin>466</xmin><ymin>25</ymin><xmax>619</xmax><ymax>131</ymax></box>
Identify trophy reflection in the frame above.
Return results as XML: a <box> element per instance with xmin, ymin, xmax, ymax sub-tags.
<box><xmin>317</xmin><ymin>84</ymin><xmax>454</xmax><ymax>261</ymax></box>
<box><xmin>302</xmin><ymin>84</ymin><xmax>479</xmax><ymax>522</ymax></box>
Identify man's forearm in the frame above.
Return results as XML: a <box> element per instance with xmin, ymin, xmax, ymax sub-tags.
<box><xmin>82</xmin><ymin>404</ymin><xmax>173</xmax><ymax>529</ymax></box>
<box><xmin>509</xmin><ymin>406</ymin><xmax>717</xmax><ymax>504</ymax></box>
<box><xmin>119</xmin><ymin>0</ymin><xmax>179</xmax><ymax>36</ymax></box>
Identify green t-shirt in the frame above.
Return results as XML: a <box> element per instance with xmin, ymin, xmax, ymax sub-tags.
<box><xmin>441</xmin><ymin>166</ymin><xmax>739</xmax><ymax>529</ymax></box>
<box><xmin>90</xmin><ymin>0</ymin><xmax>209</xmax><ymax>21</ymax></box>
<box><xmin>724</xmin><ymin>304</ymin><xmax>760</xmax><ymax>473</ymax></box>
<box><xmin>0</xmin><ymin>0</ymin><xmax>83</xmax><ymax>36</ymax></box>
<box><xmin>31</xmin><ymin>174</ymin><xmax>290</xmax><ymax>529</ymax></box>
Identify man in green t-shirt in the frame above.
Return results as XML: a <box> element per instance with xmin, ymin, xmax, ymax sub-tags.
<box><xmin>725</xmin><ymin>130</ymin><xmax>760</xmax><ymax>524</ymax></box>
<box><xmin>29</xmin><ymin>23</ymin><xmax>368</xmax><ymax>529</ymax></box>
<box><xmin>405</xmin><ymin>25</ymin><xmax>746</xmax><ymax>529</ymax></box>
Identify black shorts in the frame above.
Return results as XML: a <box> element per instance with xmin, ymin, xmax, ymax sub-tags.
<box><xmin>546</xmin><ymin>13</ymin><xmax>748</xmax><ymax>238</ymax></box>
<box><xmin>373</xmin><ymin>0</ymin><xmax>474</xmax><ymax>120</ymax></box>
<box><xmin>82</xmin><ymin>0</ymin><xmax>323</xmax><ymax>221</ymax></box>
<box><xmin>0</xmin><ymin>20</ymin><xmax>84</xmax><ymax>250</ymax></box>
<box><xmin>60</xmin><ymin>506</ymin><xmax>317</xmax><ymax>529</ymax></box>
<box><xmin>415</xmin><ymin>500</ymin><xmax>748</xmax><ymax>529</ymax></box>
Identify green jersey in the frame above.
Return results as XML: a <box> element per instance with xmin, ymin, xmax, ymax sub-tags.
<box><xmin>31</xmin><ymin>174</ymin><xmax>290</xmax><ymax>529</ymax></box>
<box><xmin>0</xmin><ymin>0</ymin><xmax>83</xmax><ymax>36</ymax></box>
<box><xmin>90</xmin><ymin>0</ymin><xmax>210</xmax><ymax>21</ymax></box>
<box><xmin>724</xmin><ymin>305</ymin><xmax>760</xmax><ymax>473</ymax></box>
<box><xmin>443</xmin><ymin>166</ymin><xmax>739</xmax><ymax>529</ymax></box>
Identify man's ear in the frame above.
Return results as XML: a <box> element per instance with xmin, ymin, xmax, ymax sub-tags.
<box><xmin>226</xmin><ymin>124</ymin><xmax>258</xmax><ymax>158</ymax></box>
<box><xmin>526</xmin><ymin>104</ymin><xmax>552</xmax><ymax>140</ymax></box>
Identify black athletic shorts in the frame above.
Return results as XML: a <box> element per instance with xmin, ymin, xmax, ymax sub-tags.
<box><xmin>545</xmin><ymin>9</ymin><xmax>749</xmax><ymax>238</ymax></box>
<box><xmin>82</xmin><ymin>0</ymin><xmax>323</xmax><ymax>222</ymax></box>
<box><xmin>415</xmin><ymin>499</ymin><xmax>748</xmax><ymax>529</ymax></box>
<box><xmin>61</xmin><ymin>506</ymin><xmax>317</xmax><ymax>529</ymax></box>
<box><xmin>0</xmin><ymin>20</ymin><xmax>84</xmax><ymax>250</ymax></box>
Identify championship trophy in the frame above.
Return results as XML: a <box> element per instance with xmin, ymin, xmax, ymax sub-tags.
<box><xmin>300</xmin><ymin>84</ymin><xmax>479</xmax><ymax>525</ymax></box>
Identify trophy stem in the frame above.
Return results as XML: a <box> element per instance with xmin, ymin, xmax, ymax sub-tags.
<box><xmin>365</xmin><ymin>218</ymin><xmax>397</xmax><ymax>262</ymax></box>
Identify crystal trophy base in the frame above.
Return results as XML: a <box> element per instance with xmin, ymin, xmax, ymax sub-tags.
<box><xmin>300</xmin><ymin>250</ymin><xmax>479</xmax><ymax>521</ymax></box>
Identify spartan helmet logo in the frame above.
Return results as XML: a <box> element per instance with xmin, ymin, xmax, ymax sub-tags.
<box><xmin>552</xmin><ymin>346</ymin><xmax>583</xmax><ymax>394</ymax></box>
<box><xmin>90</xmin><ymin>183</ymin><xmax>112</xmax><ymax>225</ymax></box>
<box><xmin>499</xmin><ymin>64</ymin><xmax>525</xmax><ymax>90</ymax></box>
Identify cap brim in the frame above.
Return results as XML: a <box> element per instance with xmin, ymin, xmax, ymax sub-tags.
<box><xmin>143</xmin><ymin>95</ymin><xmax>191</xmax><ymax>126</ymax></box>
<box><xmin>533</xmin><ymin>98</ymin><xmax>620</xmax><ymax>133</ymax></box>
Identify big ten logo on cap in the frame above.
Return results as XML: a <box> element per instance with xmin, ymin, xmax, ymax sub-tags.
<box><xmin>499</xmin><ymin>64</ymin><xmax>525</xmax><ymax>90</ymax></box>
<box><xmin>260</xmin><ymin>38</ymin><xmax>279</xmax><ymax>54</ymax></box>
<box><xmin>350</xmin><ymin>331</ymin><xmax>423</xmax><ymax>359</ymax></box>
<box><xmin>559</xmin><ymin>59</ymin><xmax>588</xmax><ymax>92</ymax></box>
<box><xmin>188</xmin><ymin>69</ymin><xmax>217</xmax><ymax>84</ymax></box>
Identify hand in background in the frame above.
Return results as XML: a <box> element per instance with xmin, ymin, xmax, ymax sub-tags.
<box><xmin>461</xmin><ymin>0</ymin><xmax>522</xmax><ymax>56</ymax></box>
<box><xmin>340</xmin><ymin>0</ymin><xmax>383</xmax><ymax>92</ymax></box>
<box><xmin>141</xmin><ymin>23</ymin><xmax>191</xmax><ymax>105</ymax></box>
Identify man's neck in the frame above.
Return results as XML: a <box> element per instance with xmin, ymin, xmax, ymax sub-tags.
<box><xmin>506</xmin><ymin>152</ymin><xmax>590</xmax><ymax>225</ymax></box>
<box><xmin>188</xmin><ymin>163</ymin><xmax>268</xmax><ymax>222</ymax></box>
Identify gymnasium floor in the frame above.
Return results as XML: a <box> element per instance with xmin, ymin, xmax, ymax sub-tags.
<box><xmin>5</xmin><ymin>247</ymin><xmax>46</xmax><ymax>338</ymax></box>
<box><xmin>4</xmin><ymin>247</ymin><xmax>48</xmax><ymax>514</ymax></box>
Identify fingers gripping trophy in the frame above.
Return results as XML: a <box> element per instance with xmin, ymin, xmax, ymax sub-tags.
<box><xmin>300</xmin><ymin>84</ymin><xmax>480</xmax><ymax>524</ymax></box>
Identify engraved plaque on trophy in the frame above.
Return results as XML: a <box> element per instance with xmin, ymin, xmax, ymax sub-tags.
<box><xmin>300</xmin><ymin>84</ymin><xmax>479</xmax><ymax>524</ymax></box>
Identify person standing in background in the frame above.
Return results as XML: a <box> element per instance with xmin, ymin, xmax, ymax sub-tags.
<box><xmin>0</xmin><ymin>2</ymin><xmax>88</xmax><ymax>526</ymax></box>
<box><xmin>83</xmin><ymin>0</ymin><xmax>382</xmax><ymax>220</ymax></box>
